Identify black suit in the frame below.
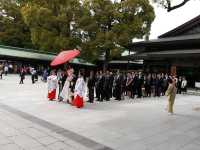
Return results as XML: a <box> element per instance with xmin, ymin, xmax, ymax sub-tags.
<box><xmin>109</xmin><ymin>75</ymin><xmax>114</xmax><ymax>98</ymax></box>
<box><xmin>115</xmin><ymin>75</ymin><xmax>123</xmax><ymax>100</ymax></box>
<box><xmin>97</xmin><ymin>75</ymin><xmax>105</xmax><ymax>101</ymax></box>
<box><xmin>88</xmin><ymin>77</ymin><xmax>95</xmax><ymax>103</ymax></box>
<box><xmin>137</xmin><ymin>76</ymin><xmax>143</xmax><ymax>98</ymax></box>
<box><xmin>103</xmin><ymin>75</ymin><xmax>110</xmax><ymax>101</ymax></box>
<box><xmin>131</xmin><ymin>76</ymin><xmax>137</xmax><ymax>98</ymax></box>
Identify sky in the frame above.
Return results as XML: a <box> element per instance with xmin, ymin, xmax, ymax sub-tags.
<box><xmin>150</xmin><ymin>0</ymin><xmax>200</xmax><ymax>39</ymax></box>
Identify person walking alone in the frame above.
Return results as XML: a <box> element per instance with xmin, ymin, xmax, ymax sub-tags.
<box><xmin>4</xmin><ymin>65</ymin><xmax>8</xmax><ymax>76</ymax></box>
<box><xmin>30</xmin><ymin>67</ymin><xmax>36</xmax><ymax>84</ymax></box>
<box><xmin>19</xmin><ymin>68</ymin><xmax>25</xmax><ymax>84</ymax></box>
<box><xmin>165</xmin><ymin>78</ymin><xmax>177</xmax><ymax>115</ymax></box>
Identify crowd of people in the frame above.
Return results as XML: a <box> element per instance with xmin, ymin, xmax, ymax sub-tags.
<box><xmin>47</xmin><ymin>67</ymin><xmax>86</xmax><ymax>108</ymax></box>
<box><xmin>0</xmin><ymin>63</ymin><xmax>13</xmax><ymax>79</ymax></box>
<box><xmin>19</xmin><ymin>67</ymin><xmax>39</xmax><ymax>84</ymax></box>
<box><xmin>46</xmin><ymin>67</ymin><xmax>188</xmax><ymax>111</ymax></box>
<box><xmin>0</xmin><ymin>62</ymin><xmax>42</xmax><ymax>84</ymax></box>
<box><xmin>90</xmin><ymin>71</ymin><xmax>187</xmax><ymax>102</ymax></box>
<box><xmin>0</xmin><ymin>61</ymin><xmax>188</xmax><ymax>113</ymax></box>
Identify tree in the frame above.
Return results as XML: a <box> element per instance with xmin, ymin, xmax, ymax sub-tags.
<box><xmin>152</xmin><ymin>0</ymin><xmax>193</xmax><ymax>12</ymax></box>
<box><xmin>0</xmin><ymin>0</ymin><xmax>155</xmax><ymax>66</ymax></box>
<box><xmin>0</xmin><ymin>0</ymin><xmax>33</xmax><ymax>48</ymax></box>
<box><xmin>20</xmin><ymin>0</ymin><xmax>83</xmax><ymax>52</ymax></box>
<box><xmin>80</xmin><ymin>0</ymin><xmax>155</xmax><ymax>69</ymax></box>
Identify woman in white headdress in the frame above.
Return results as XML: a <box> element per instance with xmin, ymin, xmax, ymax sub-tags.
<box><xmin>47</xmin><ymin>70</ymin><xmax>58</xmax><ymax>100</ymax></box>
<box><xmin>72</xmin><ymin>70</ymin><xmax>86</xmax><ymax>108</ymax></box>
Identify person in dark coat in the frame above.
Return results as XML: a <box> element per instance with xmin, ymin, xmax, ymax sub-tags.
<box><xmin>96</xmin><ymin>71</ymin><xmax>105</xmax><ymax>102</ymax></box>
<box><xmin>126</xmin><ymin>73</ymin><xmax>133</xmax><ymax>98</ymax></box>
<box><xmin>115</xmin><ymin>71</ymin><xmax>123</xmax><ymax>100</ymax></box>
<box><xmin>109</xmin><ymin>72</ymin><xmax>114</xmax><ymax>98</ymax></box>
<box><xmin>160</xmin><ymin>73</ymin><xmax>165</xmax><ymax>96</ymax></box>
<box><xmin>145</xmin><ymin>74</ymin><xmax>151</xmax><ymax>97</ymax></box>
<box><xmin>151</xmin><ymin>74</ymin><xmax>156</xmax><ymax>97</ymax></box>
<box><xmin>19</xmin><ymin>68</ymin><xmax>25</xmax><ymax>84</ymax></box>
<box><xmin>121</xmin><ymin>73</ymin><xmax>127</xmax><ymax>99</ymax></box>
<box><xmin>177</xmin><ymin>76</ymin><xmax>182</xmax><ymax>94</ymax></box>
<box><xmin>163</xmin><ymin>74</ymin><xmax>169</xmax><ymax>94</ymax></box>
<box><xmin>30</xmin><ymin>68</ymin><xmax>36</xmax><ymax>84</ymax></box>
<box><xmin>34</xmin><ymin>69</ymin><xmax>38</xmax><ymax>82</ymax></box>
<box><xmin>137</xmin><ymin>72</ymin><xmax>143</xmax><ymax>98</ymax></box>
<box><xmin>155</xmin><ymin>74</ymin><xmax>162</xmax><ymax>97</ymax></box>
<box><xmin>131</xmin><ymin>72</ymin><xmax>137</xmax><ymax>99</ymax></box>
<box><xmin>95</xmin><ymin>72</ymin><xmax>100</xmax><ymax>98</ymax></box>
<box><xmin>87</xmin><ymin>71</ymin><xmax>96</xmax><ymax>103</ymax></box>
<box><xmin>58</xmin><ymin>71</ymin><xmax>67</xmax><ymax>101</ymax></box>
<box><xmin>102</xmin><ymin>71</ymin><xmax>111</xmax><ymax>101</ymax></box>
<box><xmin>113</xmin><ymin>73</ymin><xmax>117</xmax><ymax>98</ymax></box>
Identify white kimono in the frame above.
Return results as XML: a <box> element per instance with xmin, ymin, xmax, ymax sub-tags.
<box><xmin>47</xmin><ymin>75</ymin><xmax>58</xmax><ymax>91</ymax></box>
<box><xmin>60</xmin><ymin>75</ymin><xmax>73</xmax><ymax>102</ymax></box>
<box><xmin>74</xmin><ymin>77</ymin><xmax>85</xmax><ymax>98</ymax></box>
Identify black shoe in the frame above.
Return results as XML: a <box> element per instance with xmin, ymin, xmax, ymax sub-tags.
<box><xmin>115</xmin><ymin>98</ymin><xmax>121</xmax><ymax>101</ymax></box>
<box><xmin>87</xmin><ymin>100</ymin><xmax>93</xmax><ymax>103</ymax></box>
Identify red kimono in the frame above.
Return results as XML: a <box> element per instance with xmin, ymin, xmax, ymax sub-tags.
<box><xmin>48</xmin><ymin>89</ymin><xmax>56</xmax><ymax>100</ymax></box>
<box><xmin>72</xmin><ymin>95</ymin><xmax>84</xmax><ymax>108</ymax></box>
<box><xmin>72</xmin><ymin>77</ymin><xmax>85</xmax><ymax>108</ymax></box>
<box><xmin>47</xmin><ymin>75</ymin><xmax>58</xmax><ymax>101</ymax></box>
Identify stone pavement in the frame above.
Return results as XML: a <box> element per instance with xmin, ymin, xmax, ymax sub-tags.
<box><xmin>0</xmin><ymin>75</ymin><xmax>200</xmax><ymax>150</ymax></box>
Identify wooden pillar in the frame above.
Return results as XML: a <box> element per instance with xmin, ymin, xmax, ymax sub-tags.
<box><xmin>170</xmin><ymin>65</ymin><xmax>177</xmax><ymax>76</ymax></box>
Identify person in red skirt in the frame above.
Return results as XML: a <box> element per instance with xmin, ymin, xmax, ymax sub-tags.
<box><xmin>72</xmin><ymin>71</ymin><xmax>86</xmax><ymax>108</ymax></box>
<box><xmin>47</xmin><ymin>70</ymin><xmax>58</xmax><ymax>100</ymax></box>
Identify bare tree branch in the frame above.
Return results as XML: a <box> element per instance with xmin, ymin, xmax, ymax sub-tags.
<box><xmin>166</xmin><ymin>0</ymin><xmax>191</xmax><ymax>12</ymax></box>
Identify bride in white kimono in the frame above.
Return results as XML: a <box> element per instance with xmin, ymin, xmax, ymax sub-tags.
<box><xmin>60</xmin><ymin>68</ymin><xmax>74</xmax><ymax>103</ymax></box>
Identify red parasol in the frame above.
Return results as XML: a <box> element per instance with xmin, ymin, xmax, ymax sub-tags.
<box><xmin>50</xmin><ymin>49</ymin><xmax>80</xmax><ymax>66</ymax></box>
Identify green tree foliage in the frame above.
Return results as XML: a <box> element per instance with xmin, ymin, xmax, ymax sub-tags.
<box><xmin>80</xmin><ymin>0</ymin><xmax>155</xmax><ymax>64</ymax></box>
<box><xmin>0</xmin><ymin>0</ymin><xmax>155</xmax><ymax>63</ymax></box>
<box><xmin>0</xmin><ymin>0</ymin><xmax>33</xmax><ymax>48</ymax></box>
<box><xmin>20</xmin><ymin>0</ymin><xmax>83</xmax><ymax>52</ymax></box>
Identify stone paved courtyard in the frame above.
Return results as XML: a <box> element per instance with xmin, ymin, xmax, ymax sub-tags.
<box><xmin>0</xmin><ymin>75</ymin><xmax>200</xmax><ymax>150</ymax></box>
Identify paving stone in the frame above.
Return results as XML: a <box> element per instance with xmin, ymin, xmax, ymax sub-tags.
<box><xmin>151</xmin><ymin>134</ymin><xmax>195</xmax><ymax>150</ymax></box>
<box><xmin>181</xmin><ymin>143</ymin><xmax>200</xmax><ymax>150</ymax></box>
<box><xmin>28</xmin><ymin>145</ymin><xmax>50</xmax><ymax>150</ymax></box>
<box><xmin>20</xmin><ymin>127</ymin><xmax>47</xmax><ymax>138</ymax></box>
<box><xmin>47</xmin><ymin>141</ymin><xmax>74</xmax><ymax>150</ymax></box>
<box><xmin>0</xmin><ymin>126</ymin><xmax>21</xmax><ymax>137</ymax></box>
<box><xmin>0</xmin><ymin>75</ymin><xmax>200</xmax><ymax>150</ymax></box>
<box><xmin>8</xmin><ymin>134</ymin><xmax>42</xmax><ymax>149</ymax></box>
<box><xmin>0</xmin><ymin>143</ymin><xmax>23</xmax><ymax>150</ymax></box>
<box><xmin>0</xmin><ymin>135</ymin><xmax>13</xmax><ymax>145</ymax></box>
<box><xmin>193</xmin><ymin>136</ymin><xmax>200</xmax><ymax>145</ymax></box>
<box><xmin>37</xmin><ymin>136</ymin><xmax>59</xmax><ymax>145</ymax></box>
